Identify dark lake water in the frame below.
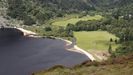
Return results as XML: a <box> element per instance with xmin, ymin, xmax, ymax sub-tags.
<box><xmin>0</xmin><ymin>36</ymin><xmax>88</xmax><ymax>75</ymax></box>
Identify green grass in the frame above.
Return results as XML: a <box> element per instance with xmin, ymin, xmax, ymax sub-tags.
<box><xmin>46</xmin><ymin>14</ymin><xmax>80</xmax><ymax>25</ymax></box>
<box><xmin>52</xmin><ymin>15</ymin><xmax>103</xmax><ymax>27</ymax></box>
<box><xmin>74</xmin><ymin>31</ymin><xmax>119</xmax><ymax>51</ymax></box>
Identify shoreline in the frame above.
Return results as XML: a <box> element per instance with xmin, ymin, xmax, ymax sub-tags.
<box><xmin>18</xmin><ymin>28</ymin><xmax>95</xmax><ymax>61</ymax></box>
<box><xmin>58</xmin><ymin>38</ymin><xmax>95</xmax><ymax>61</ymax></box>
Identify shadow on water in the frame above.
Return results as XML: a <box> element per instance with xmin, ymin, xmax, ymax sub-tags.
<box><xmin>0</xmin><ymin>28</ymin><xmax>24</xmax><ymax>46</ymax></box>
<box><xmin>0</xmin><ymin>28</ymin><xmax>89</xmax><ymax>75</ymax></box>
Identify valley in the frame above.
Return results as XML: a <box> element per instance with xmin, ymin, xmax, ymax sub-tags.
<box><xmin>0</xmin><ymin>0</ymin><xmax>133</xmax><ymax>75</ymax></box>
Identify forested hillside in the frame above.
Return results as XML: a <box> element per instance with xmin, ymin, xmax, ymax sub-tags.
<box><xmin>36</xmin><ymin>0</ymin><xmax>94</xmax><ymax>11</ymax></box>
<box><xmin>6</xmin><ymin>0</ymin><xmax>95</xmax><ymax>25</ymax></box>
<box><xmin>1</xmin><ymin>0</ymin><xmax>133</xmax><ymax>25</ymax></box>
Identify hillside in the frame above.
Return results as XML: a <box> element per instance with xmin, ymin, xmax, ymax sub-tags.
<box><xmin>1</xmin><ymin>0</ymin><xmax>133</xmax><ymax>26</ymax></box>
<box><xmin>5</xmin><ymin>0</ymin><xmax>95</xmax><ymax>25</ymax></box>
<box><xmin>34</xmin><ymin>54</ymin><xmax>133</xmax><ymax>75</ymax></box>
<box><xmin>35</xmin><ymin>0</ymin><xmax>94</xmax><ymax>11</ymax></box>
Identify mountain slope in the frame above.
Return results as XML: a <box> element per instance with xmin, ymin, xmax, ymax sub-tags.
<box><xmin>34</xmin><ymin>54</ymin><xmax>133</xmax><ymax>75</ymax></box>
<box><xmin>1</xmin><ymin>0</ymin><xmax>133</xmax><ymax>25</ymax></box>
<box><xmin>35</xmin><ymin>0</ymin><xmax>94</xmax><ymax>11</ymax></box>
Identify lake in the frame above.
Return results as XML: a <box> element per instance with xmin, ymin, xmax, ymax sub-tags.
<box><xmin>0</xmin><ymin>28</ymin><xmax>88</xmax><ymax>75</ymax></box>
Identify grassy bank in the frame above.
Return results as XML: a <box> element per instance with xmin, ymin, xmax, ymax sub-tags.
<box><xmin>34</xmin><ymin>54</ymin><xmax>133</xmax><ymax>75</ymax></box>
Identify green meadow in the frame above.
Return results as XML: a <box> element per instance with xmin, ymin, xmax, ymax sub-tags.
<box><xmin>74</xmin><ymin>31</ymin><xmax>119</xmax><ymax>51</ymax></box>
<box><xmin>52</xmin><ymin>15</ymin><xmax>103</xmax><ymax>27</ymax></box>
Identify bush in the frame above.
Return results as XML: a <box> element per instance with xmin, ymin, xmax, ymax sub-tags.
<box><xmin>45</xmin><ymin>26</ymin><xmax>52</xmax><ymax>31</ymax></box>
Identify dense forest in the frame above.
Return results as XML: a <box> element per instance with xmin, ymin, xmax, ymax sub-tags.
<box><xmin>6</xmin><ymin>0</ymin><xmax>95</xmax><ymax>25</ymax></box>
<box><xmin>1</xmin><ymin>0</ymin><xmax>132</xmax><ymax>25</ymax></box>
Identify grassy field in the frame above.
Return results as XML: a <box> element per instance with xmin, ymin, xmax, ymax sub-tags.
<box><xmin>52</xmin><ymin>15</ymin><xmax>103</xmax><ymax>27</ymax></box>
<box><xmin>74</xmin><ymin>31</ymin><xmax>119</xmax><ymax>51</ymax></box>
<box><xmin>46</xmin><ymin>14</ymin><xmax>80</xmax><ymax>25</ymax></box>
